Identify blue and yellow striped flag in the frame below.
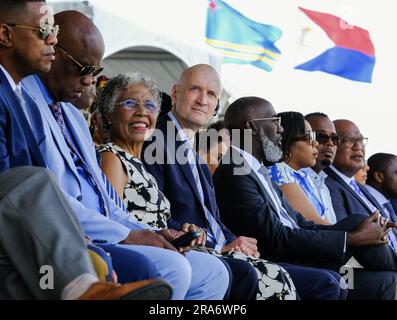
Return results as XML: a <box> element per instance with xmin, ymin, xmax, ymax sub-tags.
<box><xmin>205</xmin><ymin>0</ymin><xmax>282</xmax><ymax>71</ymax></box>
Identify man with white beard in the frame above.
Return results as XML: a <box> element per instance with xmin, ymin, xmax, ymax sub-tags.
<box><xmin>213</xmin><ymin>96</ymin><xmax>397</xmax><ymax>300</ymax></box>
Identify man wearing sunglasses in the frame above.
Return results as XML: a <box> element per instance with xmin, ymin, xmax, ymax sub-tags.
<box><xmin>21</xmin><ymin>10</ymin><xmax>230</xmax><ymax>300</ymax></box>
<box><xmin>0</xmin><ymin>0</ymin><xmax>57</xmax><ymax>172</ymax></box>
<box><xmin>304</xmin><ymin>112</ymin><xmax>339</xmax><ymax>225</ymax></box>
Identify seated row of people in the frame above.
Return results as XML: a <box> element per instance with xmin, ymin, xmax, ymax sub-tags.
<box><xmin>1</xmin><ymin>0</ymin><xmax>396</xmax><ymax>300</ymax></box>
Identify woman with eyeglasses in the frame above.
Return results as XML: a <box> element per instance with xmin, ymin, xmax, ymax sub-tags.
<box><xmin>269</xmin><ymin>111</ymin><xmax>330</xmax><ymax>225</ymax></box>
<box><xmin>96</xmin><ymin>73</ymin><xmax>298</xmax><ymax>300</ymax></box>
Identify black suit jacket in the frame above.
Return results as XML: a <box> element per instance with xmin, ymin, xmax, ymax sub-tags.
<box><xmin>213</xmin><ymin>148</ymin><xmax>347</xmax><ymax>266</ymax></box>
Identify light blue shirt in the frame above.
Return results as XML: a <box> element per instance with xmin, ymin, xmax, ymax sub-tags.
<box><xmin>233</xmin><ymin>147</ymin><xmax>298</xmax><ymax>229</ymax></box>
<box><xmin>302</xmin><ymin>168</ymin><xmax>337</xmax><ymax>224</ymax></box>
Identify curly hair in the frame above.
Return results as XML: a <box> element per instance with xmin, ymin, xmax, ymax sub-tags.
<box><xmin>96</xmin><ymin>72</ymin><xmax>162</xmax><ymax>138</ymax></box>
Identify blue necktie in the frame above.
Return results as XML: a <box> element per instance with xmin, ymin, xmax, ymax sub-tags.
<box><xmin>349</xmin><ymin>180</ymin><xmax>377</xmax><ymax>212</ymax></box>
<box><xmin>184</xmin><ymin>142</ymin><xmax>226</xmax><ymax>248</ymax></box>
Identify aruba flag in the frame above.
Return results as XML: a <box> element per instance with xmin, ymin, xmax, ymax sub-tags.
<box><xmin>295</xmin><ymin>7</ymin><xmax>375</xmax><ymax>83</ymax></box>
<box><xmin>205</xmin><ymin>0</ymin><xmax>282</xmax><ymax>71</ymax></box>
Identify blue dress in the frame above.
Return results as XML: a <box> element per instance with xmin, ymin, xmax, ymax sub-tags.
<box><xmin>270</xmin><ymin>162</ymin><xmax>325</xmax><ymax>218</ymax></box>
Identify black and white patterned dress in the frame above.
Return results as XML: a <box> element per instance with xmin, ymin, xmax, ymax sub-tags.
<box><xmin>98</xmin><ymin>142</ymin><xmax>170</xmax><ymax>229</ymax></box>
<box><xmin>98</xmin><ymin>142</ymin><xmax>297</xmax><ymax>300</ymax></box>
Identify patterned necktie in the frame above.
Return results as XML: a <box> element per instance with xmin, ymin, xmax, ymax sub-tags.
<box><xmin>258</xmin><ymin>166</ymin><xmax>299</xmax><ymax>229</ymax></box>
<box><xmin>15</xmin><ymin>87</ymin><xmax>31</xmax><ymax>127</ymax></box>
<box><xmin>49</xmin><ymin>102</ymin><xmax>108</xmax><ymax>216</ymax></box>
<box><xmin>349</xmin><ymin>180</ymin><xmax>378</xmax><ymax>212</ymax></box>
<box><xmin>184</xmin><ymin>142</ymin><xmax>226</xmax><ymax>248</ymax></box>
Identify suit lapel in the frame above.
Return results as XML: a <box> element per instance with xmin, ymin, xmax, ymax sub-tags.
<box><xmin>162</xmin><ymin>116</ymin><xmax>205</xmax><ymax>205</ymax></box>
<box><xmin>22</xmin><ymin>77</ymin><xmax>79</xmax><ymax>178</ymax></box>
<box><xmin>229</xmin><ymin>148</ymin><xmax>280</xmax><ymax>214</ymax></box>
<box><xmin>0</xmin><ymin>71</ymin><xmax>45</xmax><ymax>167</ymax></box>
<box><xmin>325</xmin><ymin>167</ymin><xmax>374</xmax><ymax>213</ymax></box>
<box><xmin>359</xmin><ymin>184</ymin><xmax>386</xmax><ymax>214</ymax></box>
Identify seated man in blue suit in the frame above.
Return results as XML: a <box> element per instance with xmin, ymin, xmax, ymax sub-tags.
<box><xmin>324</xmin><ymin>120</ymin><xmax>397</xmax><ymax>251</ymax></box>
<box><xmin>213</xmin><ymin>96</ymin><xmax>397</xmax><ymax>300</ymax></box>
<box><xmin>21</xmin><ymin>10</ymin><xmax>229</xmax><ymax>300</ymax></box>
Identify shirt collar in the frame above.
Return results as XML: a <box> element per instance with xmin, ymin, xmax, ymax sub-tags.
<box><xmin>365</xmin><ymin>184</ymin><xmax>388</xmax><ymax>205</ymax></box>
<box><xmin>0</xmin><ymin>64</ymin><xmax>19</xmax><ymax>92</ymax></box>
<box><xmin>329</xmin><ymin>165</ymin><xmax>354</xmax><ymax>185</ymax></box>
<box><xmin>33</xmin><ymin>74</ymin><xmax>54</xmax><ymax>105</ymax></box>
<box><xmin>167</xmin><ymin>111</ymin><xmax>194</xmax><ymax>146</ymax></box>
<box><xmin>302</xmin><ymin>167</ymin><xmax>328</xmax><ymax>181</ymax></box>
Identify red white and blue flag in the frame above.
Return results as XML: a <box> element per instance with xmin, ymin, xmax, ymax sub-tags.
<box><xmin>295</xmin><ymin>7</ymin><xmax>375</xmax><ymax>83</ymax></box>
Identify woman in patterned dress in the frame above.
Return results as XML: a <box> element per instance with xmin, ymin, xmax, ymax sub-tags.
<box><xmin>96</xmin><ymin>73</ymin><xmax>297</xmax><ymax>300</ymax></box>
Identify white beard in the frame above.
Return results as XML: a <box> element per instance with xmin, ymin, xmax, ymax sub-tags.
<box><xmin>259</xmin><ymin>128</ymin><xmax>283</xmax><ymax>163</ymax></box>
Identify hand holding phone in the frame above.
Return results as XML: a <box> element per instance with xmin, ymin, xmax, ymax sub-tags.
<box><xmin>170</xmin><ymin>231</ymin><xmax>200</xmax><ymax>249</ymax></box>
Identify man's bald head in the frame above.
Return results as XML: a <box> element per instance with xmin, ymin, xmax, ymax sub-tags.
<box><xmin>177</xmin><ymin>64</ymin><xmax>220</xmax><ymax>91</ymax></box>
<box><xmin>54</xmin><ymin>10</ymin><xmax>104</xmax><ymax>56</ymax></box>
<box><xmin>42</xmin><ymin>10</ymin><xmax>105</xmax><ymax>103</ymax></box>
<box><xmin>333</xmin><ymin>119</ymin><xmax>360</xmax><ymax>136</ymax></box>
<box><xmin>224</xmin><ymin>96</ymin><xmax>273</xmax><ymax>132</ymax></box>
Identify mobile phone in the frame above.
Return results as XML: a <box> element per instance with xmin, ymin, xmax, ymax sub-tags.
<box><xmin>170</xmin><ymin>231</ymin><xmax>200</xmax><ymax>248</ymax></box>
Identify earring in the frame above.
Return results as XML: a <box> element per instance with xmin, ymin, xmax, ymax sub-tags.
<box><xmin>284</xmin><ymin>152</ymin><xmax>292</xmax><ymax>162</ymax></box>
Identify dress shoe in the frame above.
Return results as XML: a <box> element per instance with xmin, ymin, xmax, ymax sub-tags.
<box><xmin>78</xmin><ymin>279</ymin><xmax>172</xmax><ymax>300</ymax></box>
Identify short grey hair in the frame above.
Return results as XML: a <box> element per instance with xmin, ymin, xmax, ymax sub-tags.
<box><xmin>96</xmin><ymin>72</ymin><xmax>162</xmax><ymax>136</ymax></box>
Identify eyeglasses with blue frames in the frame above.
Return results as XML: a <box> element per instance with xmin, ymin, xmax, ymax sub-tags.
<box><xmin>115</xmin><ymin>99</ymin><xmax>159</xmax><ymax>113</ymax></box>
<box><xmin>5</xmin><ymin>22</ymin><xmax>59</xmax><ymax>40</ymax></box>
<box><xmin>249</xmin><ymin>117</ymin><xmax>282</xmax><ymax>126</ymax></box>
<box><xmin>293</xmin><ymin>131</ymin><xmax>317</xmax><ymax>145</ymax></box>
<box><xmin>55</xmin><ymin>45</ymin><xmax>104</xmax><ymax>77</ymax></box>
<box><xmin>339</xmin><ymin>136</ymin><xmax>368</xmax><ymax>148</ymax></box>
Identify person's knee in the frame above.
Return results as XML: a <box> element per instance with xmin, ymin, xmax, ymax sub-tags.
<box><xmin>168</xmin><ymin>251</ymin><xmax>193</xmax><ymax>285</ymax></box>
<box><xmin>318</xmin><ymin>270</ymin><xmax>344</xmax><ymax>300</ymax></box>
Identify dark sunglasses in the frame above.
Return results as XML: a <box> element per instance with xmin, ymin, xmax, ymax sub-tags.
<box><xmin>315</xmin><ymin>132</ymin><xmax>340</xmax><ymax>145</ymax></box>
<box><xmin>56</xmin><ymin>45</ymin><xmax>104</xmax><ymax>77</ymax></box>
<box><xmin>5</xmin><ymin>22</ymin><xmax>59</xmax><ymax>40</ymax></box>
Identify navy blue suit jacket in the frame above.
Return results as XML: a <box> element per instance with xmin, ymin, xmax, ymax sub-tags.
<box><xmin>0</xmin><ymin>68</ymin><xmax>45</xmax><ymax>173</ymax></box>
<box><xmin>142</xmin><ymin>114</ymin><xmax>236</xmax><ymax>248</ymax></box>
<box><xmin>324</xmin><ymin>167</ymin><xmax>386</xmax><ymax>221</ymax></box>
